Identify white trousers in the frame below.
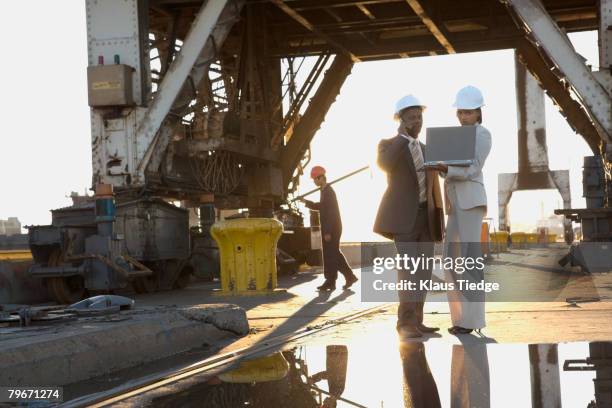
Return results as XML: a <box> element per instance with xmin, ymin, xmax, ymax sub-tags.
<box><xmin>451</xmin><ymin>344</ymin><xmax>490</xmax><ymax>408</ymax></box>
<box><xmin>444</xmin><ymin>187</ymin><xmax>486</xmax><ymax>329</ymax></box>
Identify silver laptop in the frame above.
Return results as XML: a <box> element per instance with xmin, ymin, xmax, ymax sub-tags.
<box><xmin>424</xmin><ymin>126</ymin><xmax>477</xmax><ymax>167</ymax></box>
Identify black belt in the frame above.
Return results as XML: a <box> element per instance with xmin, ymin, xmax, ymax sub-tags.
<box><xmin>418</xmin><ymin>201</ymin><xmax>428</xmax><ymax>209</ymax></box>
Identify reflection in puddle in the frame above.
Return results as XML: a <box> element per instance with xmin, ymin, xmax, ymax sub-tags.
<box><xmin>153</xmin><ymin>341</ymin><xmax>610</xmax><ymax>407</ymax></box>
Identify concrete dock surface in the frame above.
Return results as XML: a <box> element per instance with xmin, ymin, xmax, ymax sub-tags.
<box><xmin>0</xmin><ymin>245</ymin><xmax>611</xmax><ymax>404</ymax></box>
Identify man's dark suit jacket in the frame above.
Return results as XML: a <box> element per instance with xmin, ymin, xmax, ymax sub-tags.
<box><xmin>373</xmin><ymin>134</ymin><xmax>445</xmax><ymax>241</ymax></box>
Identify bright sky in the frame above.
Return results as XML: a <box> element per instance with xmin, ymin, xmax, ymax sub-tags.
<box><xmin>0</xmin><ymin>2</ymin><xmax>597</xmax><ymax>241</ymax></box>
<box><xmin>297</xmin><ymin>33</ymin><xmax>598</xmax><ymax>241</ymax></box>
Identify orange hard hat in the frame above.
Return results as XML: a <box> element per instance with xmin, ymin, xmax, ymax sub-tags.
<box><xmin>310</xmin><ymin>166</ymin><xmax>326</xmax><ymax>179</ymax></box>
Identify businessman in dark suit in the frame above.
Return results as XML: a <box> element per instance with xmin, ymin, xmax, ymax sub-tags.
<box><xmin>373</xmin><ymin>95</ymin><xmax>445</xmax><ymax>339</ymax></box>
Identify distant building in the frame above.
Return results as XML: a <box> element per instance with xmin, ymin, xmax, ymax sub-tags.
<box><xmin>0</xmin><ymin>217</ymin><xmax>22</xmax><ymax>236</ymax></box>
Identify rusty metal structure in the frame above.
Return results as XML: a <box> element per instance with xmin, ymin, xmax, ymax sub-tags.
<box><xmin>85</xmin><ymin>0</ymin><xmax>611</xmax><ymax>214</ymax></box>
<box><xmin>25</xmin><ymin>0</ymin><xmax>612</xmax><ymax>301</ymax></box>
<box><xmin>498</xmin><ymin>51</ymin><xmax>574</xmax><ymax>242</ymax></box>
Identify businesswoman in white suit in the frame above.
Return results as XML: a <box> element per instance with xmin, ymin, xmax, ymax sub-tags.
<box><xmin>431</xmin><ymin>86</ymin><xmax>492</xmax><ymax>335</ymax></box>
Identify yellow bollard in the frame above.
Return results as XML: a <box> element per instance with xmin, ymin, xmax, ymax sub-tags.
<box><xmin>218</xmin><ymin>352</ymin><xmax>289</xmax><ymax>383</ymax></box>
<box><xmin>210</xmin><ymin>218</ymin><xmax>283</xmax><ymax>295</ymax></box>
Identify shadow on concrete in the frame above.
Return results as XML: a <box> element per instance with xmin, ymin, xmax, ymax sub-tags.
<box><xmin>457</xmin><ymin>331</ymin><xmax>498</xmax><ymax>345</ymax></box>
<box><xmin>399</xmin><ymin>331</ymin><xmax>444</xmax><ymax>344</ymax></box>
<box><xmin>250</xmin><ymin>287</ymin><xmax>357</xmax><ymax>347</ymax></box>
<box><xmin>130</xmin><ymin>270</ymin><xmax>320</xmax><ymax>312</ymax></box>
<box><xmin>490</xmin><ymin>260</ymin><xmax>570</xmax><ymax>274</ymax></box>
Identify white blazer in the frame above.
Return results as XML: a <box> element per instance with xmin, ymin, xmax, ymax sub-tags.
<box><xmin>444</xmin><ymin>125</ymin><xmax>492</xmax><ymax>210</ymax></box>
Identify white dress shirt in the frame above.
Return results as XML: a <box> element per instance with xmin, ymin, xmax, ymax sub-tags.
<box><xmin>399</xmin><ymin>133</ymin><xmax>427</xmax><ymax>204</ymax></box>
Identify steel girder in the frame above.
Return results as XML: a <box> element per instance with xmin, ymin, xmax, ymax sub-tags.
<box><xmin>498</xmin><ymin>52</ymin><xmax>573</xmax><ymax>241</ymax></box>
<box><xmin>137</xmin><ymin>0</ymin><xmax>245</xmax><ymax>179</ymax></box>
<box><xmin>280</xmin><ymin>54</ymin><xmax>354</xmax><ymax>188</ymax></box>
<box><xmin>88</xmin><ymin>0</ymin><xmax>243</xmax><ymax>190</ymax></box>
<box><xmin>504</xmin><ymin>0</ymin><xmax>612</xmax><ymax>159</ymax></box>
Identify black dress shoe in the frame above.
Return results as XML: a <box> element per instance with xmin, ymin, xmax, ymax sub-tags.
<box><xmin>448</xmin><ymin>326</ymin><xmax>473</xmax><ymax>335</ymax></box>
<box><xmin>417</xmin><ymin>324</ymin><xmax>440</xmax><ymax>333</ymax></box>
<box><xmin>397</xmin><ymin>326</ymin><xmax>422</xmax><ymax>339</ymax></box>
<box><xmin>317</xmin><ymin>281</ymin><xmax>336</xmax><ymax>291</ymax></box>
<box><xmin>342</xmin><ymin>274</ymin><xmax>358</xmax><ymax>290</ymax></box>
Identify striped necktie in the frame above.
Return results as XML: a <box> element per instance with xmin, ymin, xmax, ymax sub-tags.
<box><xmin>409</xmin><ymin>140</ymin><xmax>427</xmax><ymax>203</ymax></box>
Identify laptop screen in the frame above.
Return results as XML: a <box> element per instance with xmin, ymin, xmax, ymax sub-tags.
<box><xmin>425</xmin><ymin>126</ymin><xmax>477</xmax><ymax>163</ymax></box>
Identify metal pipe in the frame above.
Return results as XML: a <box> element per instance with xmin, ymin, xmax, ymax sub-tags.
<box><xmin>308</xmin><ymin>385</ymin><xmax>368</xmax><ymax>408</ymax></box>
<box><xmin>28</xmin><ymin>265</ymin><xmax>86</xmax><ymax>278</ymax></box>
<box><xmin>95</xmin><ymin>183</ymin><xmax>115</xmax><ymax>237</ymax></box>
<box><xmin>291</xmin><ymin>165</ymin><xmax>369</xmax><ymax>202</ymax></box>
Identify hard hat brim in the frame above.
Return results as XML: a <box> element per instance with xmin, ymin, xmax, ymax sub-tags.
<box><xmin>394</xmin><ymin>105</ymin><xmax>426</xmax><ymax>119</ymax></box>
<box><xmin>453</xmin><ymin>102</ymin><xmax>485</xmax><ymax>109</ymax></box>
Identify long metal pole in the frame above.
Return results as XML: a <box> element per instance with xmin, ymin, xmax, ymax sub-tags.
<box><xmin>291</xmin><ymin>165</ymin><xmax>370</xmax><ymax>202</ymax></box>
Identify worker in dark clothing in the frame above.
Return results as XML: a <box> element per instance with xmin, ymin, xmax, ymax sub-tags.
<box><xmin>301</xmin><ymin>166</ymin><xmax>358</xmax><ymax>291</ymax></box>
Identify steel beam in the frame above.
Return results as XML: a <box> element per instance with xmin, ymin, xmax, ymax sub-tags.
<box><xmin>87</xmin><ymin>0</ymin><xmax>151</xmax><ymax>188</ymax></box>
<box><xmin>136</xmin><ymin>0</ymin><xmax>227</xmax><ymax>177</ymax></box>
<box><xmin>270</xmin><ymin>0</ymin><xmax>361</xmax><ymax>62</ymax></box>
<box><xmin>357</xmin><ymin>4</ymin><xmax>376</xmax><ymax>20</ymax></box>
<box><xmin>516</xmin><ymin>51</ymin><xmax>549</xmax><ymax>173</ymax></box>
<box><xmin>160</xmin><ymin>12</ymin><xmax>179</xmax><ymax>77</ymax></box>
<box><xmin>404</xmin><ymin>0</ymin><xmax>455</xmax><ymax>53</ymax></box>
<box><xmin>595</xmin><ymin>0</ymin><xmax>612</xmax><ymax>158</ymax></box>
<box><xmin>600</xmin><ymin>0</ymin><xmax>612</xmax><ymax>70</ymax></box>
<box><xmin>138</xmin><ymin>1</ymin><xmax>244</xmax><ymax>177</ymax></box>
<box><xmin>505</xmin><ymin>0</ymin><xmax>612</xmax><ymax>153</ymax></box>
<box><xmin>143</xmin><ymin>125</ymin><xmax>176</xmax><ymax>176</ymax></box>
<box><xmin>86</xmin><ymin>0</ymin><xmax>150</xmax><ymax>106</ymax></box>
<box><xmin>498</xmin><ymin>170</ymin><xmax>572</xmax><ymax>232</ymax></box>
<box><xmin>498</xmin><ymin>52</ymin><xmax>572</xmax><ymax>241</ymax></box>
<box><xmin>498</xmin><ymin>173</ymin><xmax>515</xmax><ymax>231</ymax></box>
<box><xmin>281</xmin><ymin>55</ymin><xmax>353</xmax><ymax>186</ymax></box>
<box><xmin>516</xmin><ymin>38</ymin><xmax>601</xmax><ymax>154</ymax></box>
<box><xmin>292</xmin><ymin>0</ymin><xmax>401</xmax><ymax>11</ymax></box>
<box><xmin>528</xmin><ymin>344</ymin><xmax>562</xmax><ymax>408</ymax></box>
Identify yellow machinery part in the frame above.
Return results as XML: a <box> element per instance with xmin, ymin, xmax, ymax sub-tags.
<box><xmin>489</xmin><ymin>232</ymin><xmax>509</xmax><ymax>252</ymax></box>
<box><xmin>210</xmin><ymin>218</ymin><xmax>283</xmax><ymax>295</ymax></box>
<box><xmin>218</xmin><ymin>352</ymin><xmax>289</xmax><ymax>383</ymax></box>
<box><xmin>0</xmin><ymin>250</ymin><xmax>32</xmax><ymax>261</ymax></box>
<box><xmin>511</xmin><ymin>232</ymin><xmax>527</xmax><ymax>248</ymax></box>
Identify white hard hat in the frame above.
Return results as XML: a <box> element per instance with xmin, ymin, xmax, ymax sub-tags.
<box><xmin>394</xmin><ymin>95</ymin><xmax>425</xmax><ymax>119</ymax></box>
<box><xmin>453</xmin><ymin>85</ymin><xmax>485</xmax><ymax>109</ymax></box>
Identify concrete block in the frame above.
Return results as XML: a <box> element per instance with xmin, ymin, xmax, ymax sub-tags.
<box><xmin>0</xmin><ymin>305</ymin><xmax>249</xmax><ymax>386</ymax></box>
<box><xmin>179</xmin><ymin>303</ymin><xmax>249</xmax><ymax>335</ymax></box>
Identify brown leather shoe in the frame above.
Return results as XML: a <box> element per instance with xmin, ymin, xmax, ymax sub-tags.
<box><xmin>417</xmin><ymin>324</ymin><xmax>440</xmax><ymax>333</ymax></box>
